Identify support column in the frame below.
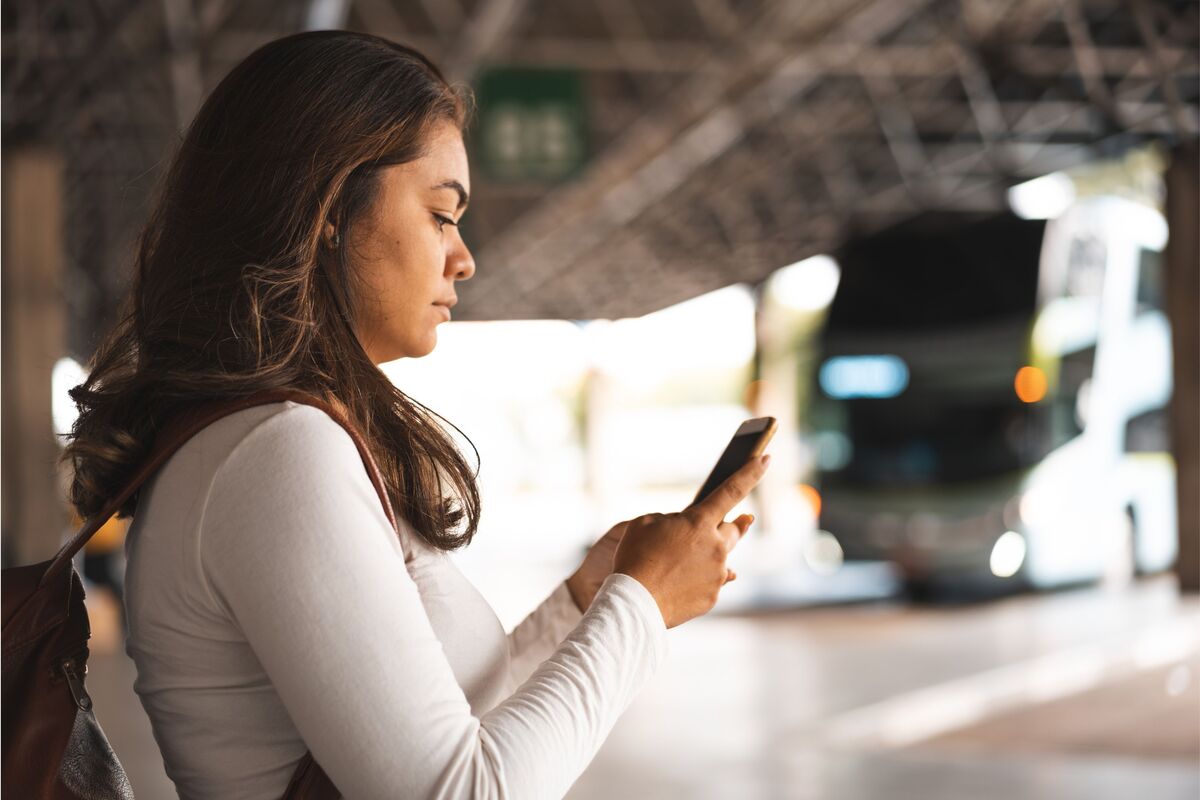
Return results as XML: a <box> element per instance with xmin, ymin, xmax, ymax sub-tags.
<box><xmin>752</xmin><ymin>281</ymin><xmax>811</xmax><ymax>573</ymax></box>
<box><xmin>2</xmin><ymin>147</ymin><xmax>68</xmax><ymax>567</ymax></box>
<box><xmin>1165</xmin><ymin>142</ymin><xmax>1199</xmax><ymax>592</ymax></box>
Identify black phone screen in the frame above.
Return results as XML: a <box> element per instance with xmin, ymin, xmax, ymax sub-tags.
<box><xmin>693</xmin><ymin>432</ymin><xmax>763</xmax><ymax>505</ymax></box>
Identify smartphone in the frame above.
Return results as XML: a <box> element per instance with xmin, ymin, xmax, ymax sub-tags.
<box><xmin>690</xmin><ymin>417</ymin><xmax>777</xmax><ymax>506</ymax></box>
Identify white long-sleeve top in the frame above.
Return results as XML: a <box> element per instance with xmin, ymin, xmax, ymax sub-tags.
<box><xmin>123</xmin><ymin>400</ymin><xmax>667</xmax><ymax>799</ymax></box>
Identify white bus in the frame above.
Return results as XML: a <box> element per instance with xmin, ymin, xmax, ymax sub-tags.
<box><xmin>810</xmin><ymin>198</ymin><xmax>1176</xmax><ymax>595</ymax></box>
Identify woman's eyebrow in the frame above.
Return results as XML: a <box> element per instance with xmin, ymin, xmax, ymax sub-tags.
<box><xmin>431</xmin><ymin>180</ymin><xmax>469</xmax><ymax>211</ymax></box>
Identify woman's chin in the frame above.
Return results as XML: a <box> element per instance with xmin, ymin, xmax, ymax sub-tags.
<box><xmin>409</xmin><ymin>331</ymin><xmax>438</xmax><ymax>358</ymax></box>
<box><xmin>370</xmin><ymin>333</ymin><xmax>437</xmax><ymax>364</ymax></box>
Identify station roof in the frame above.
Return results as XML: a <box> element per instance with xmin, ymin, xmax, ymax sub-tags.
<box><xmin>3</xmin><ymin>0</ymin><xmax>1197</xmax><ymax>348</ymax></box>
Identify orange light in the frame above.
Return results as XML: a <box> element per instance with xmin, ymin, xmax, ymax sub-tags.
<box><xmin>1014</xmin><ymin>366</ymin><xmax>1047</xmax><ymax>403</ymax></box>
<box><xmin>799</xmin><ymin>484</ymin><xmax>822</xmax><ymax>518</ymax></box>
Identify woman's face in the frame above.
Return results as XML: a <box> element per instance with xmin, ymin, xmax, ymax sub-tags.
<box><xmin>346</xmin><ymin>120</ymin><xmax>475</xmax><ymax>364</ymax></box>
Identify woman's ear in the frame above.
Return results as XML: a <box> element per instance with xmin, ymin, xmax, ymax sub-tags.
<box><xmin>323</xmin><ymin>220</ymin><xmax>339</xmax><ymax>249</ymax></box>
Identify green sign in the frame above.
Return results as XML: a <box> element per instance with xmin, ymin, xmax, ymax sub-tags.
<box><xmin>474</xmin><ymin>69</ymin><xmax>588</xmax><ymax>182</ymax></box>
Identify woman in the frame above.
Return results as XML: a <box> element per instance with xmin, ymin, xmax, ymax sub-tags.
<box><xmin>62</xmin><ymin>30</ymin><xmax>768</xmax><ymax>799</ymax></box>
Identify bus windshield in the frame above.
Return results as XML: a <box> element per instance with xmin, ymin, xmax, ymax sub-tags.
<box><xmin>812</xmin><ymin>213</ymin><xmax>1046</xmax><ymax>488</ymax></box>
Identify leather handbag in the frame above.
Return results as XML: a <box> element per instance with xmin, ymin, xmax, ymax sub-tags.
<box><xmin>2</xmin><ymin>388</ymin><xmax>398</xmax><ymax>799</ymax></box>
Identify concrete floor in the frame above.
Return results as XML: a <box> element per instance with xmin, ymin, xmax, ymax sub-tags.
<box><xmin>85</xmin><ymin>576</ymin><xmax>1199</xmax><ymax>799</ymax></box>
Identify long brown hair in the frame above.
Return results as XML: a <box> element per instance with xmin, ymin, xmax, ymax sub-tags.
<box><xmin>60</xmin><ymin>30</ymin><xmax>481</xmax><ymax>550</ymax></box>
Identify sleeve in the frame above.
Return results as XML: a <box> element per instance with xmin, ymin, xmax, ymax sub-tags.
<box><xmin>199</xmin><ymin>404</ymin><xmax>667</xmax><ymax>800</ymax></box>
<box><xmin>505</xmin><ymin>581</ymin><xmax>585</xmax><ymax>688</ymax></box>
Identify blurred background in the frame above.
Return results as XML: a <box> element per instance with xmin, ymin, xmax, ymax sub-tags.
<box><xmin>2</xmin><ymin>0</ymin><xmax>1198</xmax><ymax>797</ymax></box>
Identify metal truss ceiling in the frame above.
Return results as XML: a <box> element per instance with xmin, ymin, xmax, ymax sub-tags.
<box><xmin>3</xmin><ymin>0</ymin><xmax>1197</xmax><ymax>347</ymax></box>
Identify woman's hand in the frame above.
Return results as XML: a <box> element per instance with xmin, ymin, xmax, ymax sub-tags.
<box><xmin>565</xmin><ymin>521</ymin><xmax>630</xmax><ymax>612</ymax></box>
<box><xmin>566</xmin><ymin>510</ymin><xmax>753</xmax><ymax>613</ymax></box>
<box><xmin>613</xmin><ymin>455</ymin><xmax>769</xmax><ymax>628</ymax></box>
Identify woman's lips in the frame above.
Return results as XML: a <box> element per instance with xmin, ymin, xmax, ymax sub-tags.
<box><xmin>433</xmin><ymin>303</ymin><xmax>451</xmax><ymax>320</ymax></box>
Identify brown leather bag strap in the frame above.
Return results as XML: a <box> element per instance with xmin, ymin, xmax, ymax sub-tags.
<box><xmin>281</xmin><ymin>751</ymin><xmax>340</xmax><ymax>800</ymax></box>
<box><xmin>41</xmin><ymin>388</ymin><xmax>399</xmax><ymax>588</ymax></box>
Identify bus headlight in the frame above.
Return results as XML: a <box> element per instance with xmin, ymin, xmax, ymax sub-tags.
<box><xmin>805</xmin><ymin>530</ymin><xmax>844</xmax><ymax>575</ymax></box>
<box><xmin>990</xmin><ymin>530</ymin><xmax>1027</xmax><ymax>578</ymax></box>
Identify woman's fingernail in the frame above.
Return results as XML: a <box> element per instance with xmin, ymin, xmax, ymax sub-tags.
<box><xmin>762</xmin><ymin>454</ymin><xmax>771</xmax><ymax>466</ymax></box>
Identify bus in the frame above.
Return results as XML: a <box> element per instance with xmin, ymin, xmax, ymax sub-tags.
<box><xmin>808</xmin><ymin>199</ymin><xmax>1175</xmax><ymax>595</ymax></box>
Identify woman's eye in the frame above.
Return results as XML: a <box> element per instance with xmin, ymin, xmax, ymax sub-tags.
<box><xmin>432</xmin><ymin>213</ymin><xmax>457</xmax><ymax>231</ymax></box>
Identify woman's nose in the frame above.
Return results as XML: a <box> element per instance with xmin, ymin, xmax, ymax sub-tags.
<box><xmin>449</xmin><ymin>236</ymin><xmax>475</xmax><ymax>281</ymax></box>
